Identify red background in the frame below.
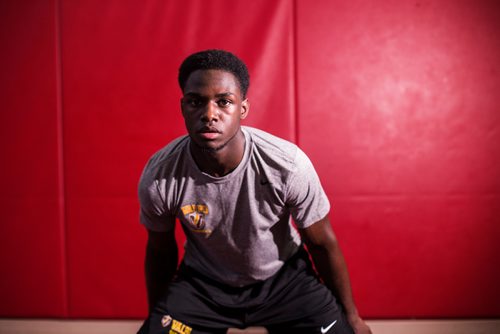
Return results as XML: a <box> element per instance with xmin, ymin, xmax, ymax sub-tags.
<box><xmin>1</xmin><ymin>0</ymin><xmax>499</xmax><ymax>319</ymax></box>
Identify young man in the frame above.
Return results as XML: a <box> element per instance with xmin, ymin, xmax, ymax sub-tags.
<box><xmin>138</xmin><ymin>50</ymin><xmax>371</xmax><ymax>334</ymax></box>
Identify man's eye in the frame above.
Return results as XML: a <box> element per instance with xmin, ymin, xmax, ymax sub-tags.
<box><xmin>187</xmin><ymin>99</ymin><xmax>202</xmax><ymax>107</ymax></box>
<box><xmin>218</xmin><ymin>99</ymin><xmax>232</xmax><ymax>107</ymax></box>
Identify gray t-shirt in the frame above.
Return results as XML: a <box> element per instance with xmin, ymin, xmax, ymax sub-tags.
<box><xmin>139</xmin><ymin>126</ymin><xmax>330</xmax><ymax>286</ymax></box>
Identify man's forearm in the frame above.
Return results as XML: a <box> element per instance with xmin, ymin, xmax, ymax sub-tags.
<box><xmin>145</xmin><ymin>242</ymin><xmax>178</xmax><ymax>312</ymax></box>
<box><xmin>307</xmin><ymin>242</ymin><xmax>358</xmax><ymax>317</ymax></box>
<box><xmin>301</xmin><ymin>218</ymin><xmax>372</xmax><ymax>333</ymax></box>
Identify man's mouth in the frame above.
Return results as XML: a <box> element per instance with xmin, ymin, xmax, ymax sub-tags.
<box><xmin>197</xmin><ymin>127</ymin><xmax>221</xmax><ymax>140</ymax></box>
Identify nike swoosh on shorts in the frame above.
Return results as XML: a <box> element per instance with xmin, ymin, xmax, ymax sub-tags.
<box><xmin>321</xmin><ymin>319</ymin><xmax>338</xmax><ymax>333</ymax></box>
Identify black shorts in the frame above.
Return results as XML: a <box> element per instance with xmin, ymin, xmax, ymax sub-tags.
<box><xmin>139</xmin><ymin>247</ymin><xmax>354</xmax><ymax>334</ymax></box>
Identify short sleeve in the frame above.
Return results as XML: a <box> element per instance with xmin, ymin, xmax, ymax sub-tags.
<box><xmin>285</xmin><ymin>148</ymin><xmax>330</xmax><ymax>229</ymax></box>
<box><xmin>138</xmin><ymin>169</ymin><xmax>175</xmax><ymax>232</ymax></box>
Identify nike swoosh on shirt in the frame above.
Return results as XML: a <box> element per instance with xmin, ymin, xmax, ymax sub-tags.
<box><xmin>321</xmin><ymin>320</ymin><xmax>338</xmax><ymax>333</ymax></box>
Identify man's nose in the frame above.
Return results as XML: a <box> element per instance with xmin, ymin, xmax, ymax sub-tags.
<box><xmin>201</xmin><ymin>102</ymin><xmax>219</xmax><ymax>122</ymax></box>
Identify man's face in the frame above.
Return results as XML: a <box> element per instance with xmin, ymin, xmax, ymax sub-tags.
<box><xmin>181</xmin><ymin>69</ymin><xmax>249</xmax><ymax>152</ymax></box>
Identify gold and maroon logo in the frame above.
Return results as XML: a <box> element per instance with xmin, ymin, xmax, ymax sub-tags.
<box><xmin>181</xmin><ymin>204</ymin><xmax>212</xmax><ymax>235</ymax></box>
<box><xmin>161</xmin><ymin>315</ymin><xmax>172</xmax><ymax>328</ymax></box>
<box><xmin>160</xmin><ymin>315</ymin><xmax>192</xmax><ymax>334</ymax></box>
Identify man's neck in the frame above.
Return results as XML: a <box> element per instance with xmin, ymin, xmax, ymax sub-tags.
<box><xmin>190</xmin><ymin>130</ymin><xmax>246</xmax><ymax>177</ymax></box>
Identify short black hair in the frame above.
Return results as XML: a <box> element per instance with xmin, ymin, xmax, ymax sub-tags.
<box><xmin>178</xmin><ymin>49</ymin><xmax>250</xmax><ymax>98</ymax></box>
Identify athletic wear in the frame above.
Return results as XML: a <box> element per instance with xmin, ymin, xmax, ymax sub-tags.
<box><xmin>142</xmin><ymin>247</ymin><xmax>354</xmax><ymax>334</ymax></box>
<box><xmin>138</xmin><ymin>127</ymin><xmax>352</xmax><ymax>333</ymax></box>
<box><xmin>139</xmin><ymin>127</ymin><xmax>330</xmax><ymax>286</ymax></box>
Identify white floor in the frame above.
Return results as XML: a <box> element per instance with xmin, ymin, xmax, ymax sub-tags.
<box><xmin>0</xmin><ymin>319</ymin><xmax>499</xmax><ymax>334</ymax></box>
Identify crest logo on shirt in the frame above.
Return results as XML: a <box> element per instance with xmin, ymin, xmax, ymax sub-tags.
<box><xmin>181</xmin><ymin>204</ymin><xmax>212</xmax><ymax>236</ymax></box>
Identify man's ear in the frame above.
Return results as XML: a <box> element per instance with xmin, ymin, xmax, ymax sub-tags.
<box><xmin>240</xmin><ymin>99</ymin><xmax>250</xmax><ymax>120</ymax></box>
<box><xmin>180</xmin><ymin>97</ymin><xmax>186</xmax><ymax>116</ymax></box>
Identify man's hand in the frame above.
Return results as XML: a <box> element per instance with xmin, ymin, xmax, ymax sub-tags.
<box><xmin>347</xmin><ymin>313</ymin><xmax>372</xmax><ymax>334</ymax></box>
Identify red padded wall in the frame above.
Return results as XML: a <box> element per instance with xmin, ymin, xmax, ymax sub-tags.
<box><xmin>0</xmin><ymin>0</ymin><xmax>66</xmax><ymax>317</ymax></box>
<box><xmin>2</xmin><ymin>0</ymin><xmax>500</xmax><ymax>320</ymax></box>
<box><xmin>59</xmin><ymin>0</ymin><xmax>294</xmax><ymax>317</ymax></box>
<box><xmin>296</xmin><ymin>0</ymin><xmax>500</xmax><ymax>317</ymax></box>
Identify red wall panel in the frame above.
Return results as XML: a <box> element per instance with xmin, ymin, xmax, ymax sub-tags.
<box><xmin>0</xmin><ymin>0</ymin><xmax>66</xmax><ymax>317</ymax></box>
<box><xmin>296</xmin><ymin>0</ymin><xmax>500</xmax><ymax>317</ymax></box>
<box><xmin>59</xmin><ymin>0</ymin><xmax>294</xmax><ymax>317</ymax></box>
